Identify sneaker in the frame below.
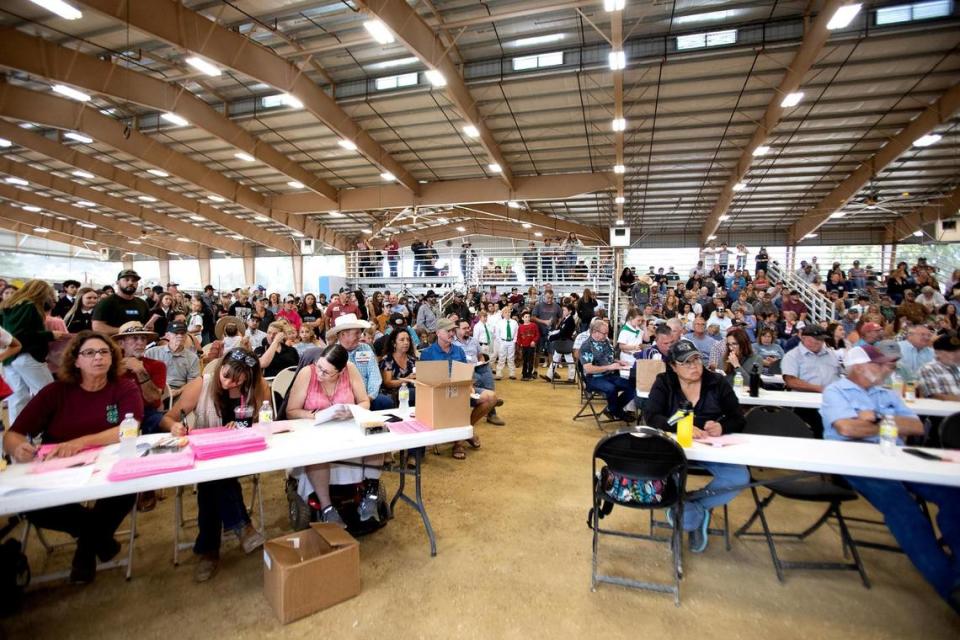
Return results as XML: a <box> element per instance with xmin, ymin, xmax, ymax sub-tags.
<box><xmin>664</xmin><ymin>507</ymin><xmax>675</xmax><ymax>528</ymax></box>
<box><xmin>689</xmin><ymin>510</ymin><xmax>712</xmax><ymax>553</ymax></box>
<box><xmin>495</xmin><ymin>399</ymin><xmax>504</xmax><ymax>408</ymax></box>
<box><xmin>358</xmin><ymin>486</ymin><xmax>381</xmax><ymax>523</ymax></box>
<box><xmin>237</xmin><ymin>524</ymin><xmax>265</xmax><ymax>554</ymax></box>
<box><xmin>486</xmin><ymin>414</ymin><xmax>506</xmax><ymax>426</ymax></box>
<box><xmin>320</xmin><ymin>505</ymin><xmax>347</xmax><ymax>529</ymax></box>
<box><xmin>193</xmin><ymin>553</ymin><xmax>219</xmax><ymax>583</ymax></box>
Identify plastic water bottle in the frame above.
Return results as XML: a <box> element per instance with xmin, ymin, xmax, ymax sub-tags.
<box><xmin>733</xmin><ymin>371</ymin><xmax>744</xmax><ymax>391</ymax></box>
<box><xmin>904</xmin><ymin>382</ymin><xmax>916</xmax><ymax>403</ymax></box>
<box><xmin>118</xmin><ymin>413</ymin><xmax>139</xmax><ymax>458</ymax></box>
<box><xmin>398</xmin><ymin>383</ymin><xmax>410</xmax><ymax>410</ymax></box>
<box><xmin>889</xmin><ymin>372</ymin><xmax>904</xmax><ymax>397</ymax></box>
<box><xmin>258</xmin><ymin>400</ymin><xmax>273</xmax><ymax>424</ymax></box>
<box><xmin>878</xmin><ymin>414</ymin><xmax>898</xmax><ymax>456</ymax></box>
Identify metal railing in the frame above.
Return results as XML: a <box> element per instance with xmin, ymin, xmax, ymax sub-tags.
<box><xmin>767</xmin><ymin>262</ymin><xmax>832</xmax><ymax>325</ymax></box>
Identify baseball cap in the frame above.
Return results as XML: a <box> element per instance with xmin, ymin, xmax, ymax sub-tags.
<box><xmin>845</xmin><ymin>345</ymin><xmax>898</xmax><ymax>366</ymax></box>
<box><xmin>436</xmin><ymin>318</ymin><xmax>456</xmax><ymax>331</ymax></box>
<box><xmin>801</xmin><ymin>325</ymin><xmax>827</xmax><ymax>339</ymax></box>
<box><xmin>117</xmin><ymin>269</ymin><xmax>140</xmax><ymax>281</ymax></box>
<box><xmin>167</xmin><ymin>282</ymin><xmax>179</xmax><ymax>288</ymax></box>
<box><xmin>933</xmin><ymin>333</ymin><xmax>960</xmax><ymax>352</ymax></box>
<box><xmin>389</xmin><ymin>312</ymin><xmax>407</xmax><ymax>327</ymax></box>
<box><xmin>168</xmin><ymin>321</ymin><xmax>188</xmax><ymax>334</ymax></box>
<box><xmin>873</xmin><ymin>340</ymin><xmax>902</xmax><ymax>360</ymax></box>
<box><xmin>667</xmin><ymin>339</ymin><xmax>701</xmax><ymax>364</ymax></box>
<box><xmin>861</xmin><ymin>322</ymin><xmax>883</xmax><ymax>333</ymax></box>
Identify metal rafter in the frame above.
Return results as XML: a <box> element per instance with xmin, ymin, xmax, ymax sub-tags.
<box><xmin>356</xmin><ymin>0</ymin><xmax>514</xmax><ymax>189</ymax></box>
<box><xmin>453</xmin><ymin>203</ymin><xmax>607</xmax><ymax>243</ymax></box>
<box><xmin>700</xmin><ymin>0</ymin><xmax>849</xmax><ymax>244</ymax></box>
<box><xmin>75</xmin><ymin>0</ymin><xmax>420</xmax><ymax>195</ymax></box>
<box><xmin>0</xmin><ymin>27</ymin><xmax>340</xmax><ymax>204</ymax></box>
<box><xmin>382</xmin><ymin>218</ymin><xmax>586</xmax><ymax>247</ymax></box>
<box><xmin>0</xmin><ymin>121</ymin><xmax>244</xmax><ymax>254</ymax></box>
<box><xmin>787</xmin><ymin>82</ymin><xmax>960</xmax><ymax>243</ymax></box>
<box><xmin>884</xmin><ymin>185</ymin><xmax>960</xmax><ymax>241</ymax></box>
<box><xmin>0</xmin><ymin>201</ymin><xmax>162</xmax><ymax>258</ymax></box>
<box><xmin>281</xmin><ymin>172</ymin><xmax>615</xmax><ymax>214</ymax></box>
<box><xmin>0</xmin><ymin>160</ymin><xmax>204</xmax><ymax>256</ymax></box>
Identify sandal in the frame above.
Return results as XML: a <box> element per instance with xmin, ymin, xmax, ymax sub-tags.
<box><xmin>467</xmin><ymin>436</ymin><xmax>481</xmax><ymax>449</ymax></box>
<box><xmin>452</xmin><ymin>443</ymin><xmax>466</xmax><ymax>460</ymax></box>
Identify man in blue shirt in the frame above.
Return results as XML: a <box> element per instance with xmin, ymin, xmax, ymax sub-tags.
<box><xmin>820</xmin><ymin>345</ymin><xmax>960</xmax><ymax>613</ymax></box>
<box><xmin>579</xmin><ymin>318</ymin><xmax>635</xmax><ymax>421</ymax></box>
<box><xmin>420</xmin><ymin>319</ymin><xmax>496</xmax><ymax>459</ymax></box>
<box><xmin>683</xmin><ymin>316</ymin><xmax>717</xmax><ymax>361</ymax></box>
<box><xmin>897</xmin><ymin>324</ymin><xmax>934</xmax><ymax>382</ymax></box>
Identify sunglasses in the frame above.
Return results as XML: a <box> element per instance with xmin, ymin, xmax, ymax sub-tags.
<box><xmin>227</xmin><ymin>349</ymin><xmax>257</xmax><ymax>368</ymax></box>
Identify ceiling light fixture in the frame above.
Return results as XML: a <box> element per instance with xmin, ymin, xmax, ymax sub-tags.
<box><xmin>381</xmin><ymin>171</ymin><xmax>396</xmax><ymax>182</ymax></box>
<box><xmin>255</xmin><ymin>215</ymin><xmax>270</xmax><ymax>222</ymax></box>
<box><xmin>147</xmin><ymin>168</ymin><xmax>169</xmax><ymax>177</ymax></box>
<box><xmin>127</xmin><ymin>239</ymin><xmax>142</xmax><ymax>245</ymax></box>
<box><xmin>522</xmin><ymin>222</ymin><xmax>532</xmax><ymax>229</ymax></box>
<box><xmin>719</xmin><ymin>214</ymin><xmax>730</xmax><ymax>221</ymax></box>
<box><xmin>23</xmin><ymin>205</ymin><xmax>42</xmax><ymax>212</ymax></box>
<box><xmin>615</xmin><ymin>195</ymin><xmax>625</xmax><ymax>204</ymax></box>
<box><xmin>0</xmin><ymin>138</ymin><xmax>10</xmax><ymax>148</ymax></box>
<box><xmin>5</xmin><ymin>177</ymin><xmax>28</xmax><ymax>186</ymax></box>
<box><xmin>28</xmin><ymin>0</ymin><xmax>82</xmax><ymax>20</ymax></box>
<box><xmin>64</xmin><ymin>132</ymin><xmax>93</xmax><ymax>144</ymax></box>
<box><xmin>52</xmin><ymin>84</ymin><xmax>91</xmax><ymax>102</ymax></box>
<box><xmin>176</xmin><ymin>236</ymin><xmax>191</xmax><ymax>242</ymax></box>
<box><xmin>829</xmin><ymin>211</ymin><xmax>846</xmax><ymax>218</ymax></box>
<box><xmin>488</xmin><ymin>163</ymin><xmax>502</xmax><ymax>173</ymax></box>
<box><xmin>338</xmin><ymin>139</ymin><xmax>357</xmax><ymax>151</ymax></box>
<box><xmin>208</xmin><ymin>194</ymin><xmax>226</xmax><ymax>202</ymax></box>
<box><xmin>425</xmin><ymin>70</ymin><xmax>447</xmax><ymax>87</ymax></box>
<box><xmin>708</xmin><ymin>234</ymin><xmax>717</xmax><ymax>240</ymax></box>
<box><xmin>287</xmin><ymin>181</ymin><xmax>305</xmax><ymax>189</ymax></box>
<box><xmin>463</xmin><ymin>124</ymin><xmax>480</xmax><ymax>138</ymax></box>
<box><xmin>615</xmin><ymin>218</ymin><xmax>625</xmax><ymax>226</ymax></box>
<box><xmin>804</xmin><ymin>233</ymin><xmax>818</xmax><ymax>239</ymax></box>
<box><xmin>732</xmin><ymin>182</ymin><xmax>747</xmax><ymax>191</ymax></box>
<box><xmin>362</xmin><ymin>228</ymin><xmax>373</xmax><ymax>234</ymax></box>
<box><xmin>608</xmin><ymin>50</ymin><xmax>626</xmax><ymax>70</ymax></box>
<box><xmin>753</xmin><ymin>145</ymin><xmax>771</xmax><ymax>156</ymax></box>
<box><xmin>913</xmin><ymin>230</ymin><xmax>924</xmax><ymax>237</ymax></box>
<box><xmin>77</xmin><ymin>221</ymin><xmax>97</xmax><ymax>229</ymax></box>
<box><xmin>780</xmin><ymin>92</ymin><xmax>804</xmax><ymax>108</ymax></box>
<box><xmin>161</xmin><ymin>112</ymin><xmax>188</xmax><ymax>127</ymax></box>
<box><xmin>613</xmin><ymin>164</ymin><xmax>625</xmax><ymax>174</ymax></box>
<box><xmin>456</xmin><ymin>226</ymin><xmax>466</xmax><ymax>232</ymax></box>
<box><xmin>329</xmin><ymin>210</ymin><xmax>345</xmax><ymax>217</ymax></box>
<box><xmin>137</xmin><ymin>195</ymin><xmax>157</xmax><ymax>202</ymax></box>
<box><xmin>234</xmin><ymin>152</ymin><xmax>255</xmax><ymax>162</ymax></box>
<box><xmin>189</xmin><ymin>215</ymin><xmax>205</xmax><ymax>221</ymax></box>
<box><xmin>534</xmin><ymin>231</ymin><xmax>543</xmax><ymax>237</ymax></box>
<box><xmin>75</xmin><ymin>200</ymin><xmax>95</xmax><ymax>207</ymax></box>
<box><xmin>827</xmin><ymin>3</ymin><xmax>862</xmax><ymax>30</ymax></box>
<box><xmin>184</xmin><ymin>56</ymin><xmax>222</xmax><ymax>77</ymax></box>
<box><xmin>913</xmin><ymin>133</ymin><xmax>942</xmax><ymax>147</ymax></box>
<box><xmin>611</xmin><ymin>118</ymin><xmax>627</xmax><ymax>132</ymax></box>
<box><xmin>364</xmin><ymin>19</ymin><xmax>395</xmax><ymax>45</ymax></box>
<box><xmin>507</xmin><ymin>201</ymin><xmax>521</xmax><ymax>208</ymax></box>
<box><xmin>72</xmin><ymin>170</ymin><xmax>95</xmax><ymax>179</ymax></box>
<box><xmin>604</xmin><ymin>0</ymin><xmax>626</xmax><ymax>11</ymax></box>
<box><xmin>32</xmin><ymin>227</ymin><xmax>49</xmax><ymax>234</ymax></box>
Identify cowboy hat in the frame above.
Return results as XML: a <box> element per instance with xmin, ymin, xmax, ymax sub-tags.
<box><xmin>112</xmin><ymin>321</ymin><xmax>157</xmax><ymax>341</ymax></box>
<box><xmin>329</xmin><ymin>313</ymin><xmax>371</xmax><ymax>336</ymax></box>
<box><xmin>215</xmin><ymin>315</ymin><xmax>241</xmax><ymax>340</ymax></box>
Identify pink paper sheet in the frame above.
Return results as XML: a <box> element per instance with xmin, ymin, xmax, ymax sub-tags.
<box><xmin>695</xmin><ymin>435</ymin><xmax>747</xmax><ymax>448</ymax></box>
<box><xmin>386</xmin><ymin>419</ymin><xmax>432</xmax><ymax>435</ymax></box>
<box><xmin>31</xmin><ymin>448</ymin><xmax>101</xmax><ymax>473</ymax></box>
<box><xmin>187</xmin><ymin>429</ymin><xmax>266</xmax><ymax>460</ymax></box>
<box><xmin>107</xmin><ymin>448</ymin><xmax>196</xmax><ymax>481</ymax></box>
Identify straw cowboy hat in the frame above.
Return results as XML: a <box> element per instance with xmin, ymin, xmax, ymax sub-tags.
<box><xmin>111</xmin><ymin>321</ymin><xmax>157</xmax><ymax>341</ymax></box>
<box><xmin>215</xmin><ymin>315</ymin><xmax>241</xmax><ymax>340</ymax></box>
<box><xmin>329</xmin><ymin>313</ymin><xmax>371</xmax><ymax>336</ymax></box>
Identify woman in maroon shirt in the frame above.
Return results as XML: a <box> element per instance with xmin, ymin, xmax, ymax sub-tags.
<box><xmin>3</xmin><ymin>331</ymin><xmax>143</xmax><ymax>584</ymax></box>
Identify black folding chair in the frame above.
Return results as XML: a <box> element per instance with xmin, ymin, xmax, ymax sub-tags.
<box><xmin>735</xmin><ymin>406</ymin><xmax>869</xmax><ymax>587</ymax></box>
<box><xmin>939</xmin><ymin>411</ymin><xmax>960</xmax><ymax>449</ymax></box>
<box><xmin>573</xmin><ymin>361</ymin><xmax>620</xmax><ymax>431</ymax></box>
<box><xmin>589</xmin><ymin>427</ymin><xmax>687</xmax><ymax>605</ymax></box>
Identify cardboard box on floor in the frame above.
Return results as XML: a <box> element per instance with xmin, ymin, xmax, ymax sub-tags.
<box><xmin>263</xmin><ymin>523</ymin><xmax>360</xmax><ymax>624</ymax></box>
<box><xmin>414</xmin><ymin>360</ymin><xmax>474</xmax><ymax>428</ymax></box>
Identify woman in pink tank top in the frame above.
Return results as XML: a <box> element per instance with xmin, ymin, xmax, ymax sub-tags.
<box><xmin>285</xmin><ymin>344</ymin><xmax>375</xmax><ymax>527</ymax></box>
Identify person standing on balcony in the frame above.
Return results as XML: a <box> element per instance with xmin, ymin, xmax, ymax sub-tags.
<box><xmin>523</xmin><ymin>242</ymin><xmax>539</xmax><ymax>282</ymax></box>
<box><xmin>754</xmin><ymin>247</ymin><xmax>769</xmax><ymax>275</ymax></box>
<box><xmin>460</xmin><ymin>241</ymin><xmax>477</xmax><ymax>282</ymax></box>
<box><xmin>561</xmin><ymin>232</ymin><xmax>581</xmax><ymax>281</ymax></box>
<box><xmin>385</xmin><ymin>235</ymin><xmax>400</xmax><ymax>278</ymax></box>
<box><xmin>702</xmin><ymin>241</ymin><xmax>717</xmax><ymax>271</ymax></box>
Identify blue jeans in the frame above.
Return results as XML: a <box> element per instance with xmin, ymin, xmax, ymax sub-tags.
<box><xmin>194</xmin><ymin>478</ymin><xmax>250</xmax><ymax>555</ymax></box>
<box><xmin>681</xmin><ymin>462</ymin><xmax>749</xmax><ymax>531</ymax></box>
<box><xmin>845</xmin><ymin>475</ymin><xmax>960</xmax><ymax>608</ymax></box>
<box><xmin>473</xmin><ymin>364</ymin><xmax>498</xmax><ymax>416</ymax></box>
<box><xmin>586</xmin><ymin>374</ymin><xmax>635</xmax><ymax>418</ymax></box>
<box><xmin>371</xmin><ymin>393</ymin><xmax>396</xmax><ymax>411</ymax></box>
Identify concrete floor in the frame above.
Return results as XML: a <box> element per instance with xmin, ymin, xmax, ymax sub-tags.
<box><xmin>3</xmin><ymin>369</ymin><xmax>958</xmax><ymax>639</ymax></box>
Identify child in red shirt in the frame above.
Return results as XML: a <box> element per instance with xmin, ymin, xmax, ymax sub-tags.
<box><xmin>517</xmin><ymin>310</ymin><xmax>540</xmax><ymax>380</ymax></box>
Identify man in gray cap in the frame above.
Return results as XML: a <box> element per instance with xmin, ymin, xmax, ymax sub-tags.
<box><xmin>753</xmin><ymin>288</ymin><xmax>779</xmax><ymax>319</ymax></box>
<box><xmin>145</xmin><ymin>321</ymin><xmax>200</xmax><ymax>397</ymax></box>
<box><xmin>92</xmin><ymin>269</ymin><xmax>151</xmax><ymax>335</ymax></box>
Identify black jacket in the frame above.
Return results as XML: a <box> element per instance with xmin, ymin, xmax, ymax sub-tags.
<box><xmin>645</xmin><ymin>367</ymin><xmax>744</xmax><ymax>434</ymax></box>
<box><xmin>550</xmin><ymin>314</ymin><xmax>577</xmax><ymax>342</ymax></box>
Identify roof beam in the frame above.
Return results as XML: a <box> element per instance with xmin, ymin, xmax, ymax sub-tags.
<box><xmin>0</xmin><ymin>82</ymin><xmax>346</xmax><ymax>252</ymax></box>
<box><xmin>76</xmin><ymin>0</ymin><xmax>419</xmax><ymax>195</ymax></box>
<box><xmin>356</xmin><ymin>0</ymin><xmax>513</xmax><ymax>189</ymax></box>
<box><xmin>0</xmin><ymin>27</ymin><xmax>339</xmax><ymax>205</ymax></box>
<box><xmin>700</xmin><ymin>0</ymin><xmax>848</xmax><ymax>244</ymax></box>
<box><xmin>787</xmin><ymin>82</ymin><xmax>960</xmax><ymax>243</ymax></box>
<box><xmin>0</xmin><ymin>121</ymin><xmax>244</xmax><ymax>254</ymax></box>
<box><xmin>884</xmin><ymin>185</ymin><xmax>960</xmax><ymax>242</ymax></box>
<box><xmin>276</xmin><ymin>172</ymin><xmax>615</xmax><ymax>214</ymax></box>
<box><xmin>452</xmin><ymin>203</ymin><xmax>607</xmax><ymax>244</ymax></box>
<box><xmin>0</xmin><ymin>201</ymin><xmax>162</xmax><ymax>258</ymax></box>
<box><xmin>0</xmin><ymin>161</ymin><xmax>203</xmax><ymax>256</ymax></box>
<box><xmin>382</xmin><ymin>219</ymin><xmax>565</xmax><ymax>248</ymax></box>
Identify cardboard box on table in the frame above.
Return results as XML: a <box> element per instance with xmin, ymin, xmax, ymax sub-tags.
<box><xmin>414</xmin><ymin>360</ymin><xmax>474</xmax><ymax>428</ymax></box>
<box><xmin>263</xmin><ymin>523</ymin><xmax>360</xmax><ymax>624</ymax></box>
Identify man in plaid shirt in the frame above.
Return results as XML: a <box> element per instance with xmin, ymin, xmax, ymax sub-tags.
<box><xmin>917</xmin><ymin>333</ymin><xmax>960</xmax><ymax>401</ymax></box>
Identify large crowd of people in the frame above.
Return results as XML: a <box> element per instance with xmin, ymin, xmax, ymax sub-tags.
<box><xmin>1</xmin><ymin>250</ymin><xmax>959</xmax><ymax>611</ymax></box>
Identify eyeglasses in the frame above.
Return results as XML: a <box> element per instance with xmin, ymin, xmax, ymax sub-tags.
<box><xmin>676</xmin><ymin>357</ymin><xmax>702</xmax><ymax>368</ymax></box>
<box><xmin>227</xmin><ymin>350</ymin><xmax>257</xmax><ymax>367</ymax></box>
<box><xmin>315</xmin><ymin>363</ymin><xmax>338</xmax><ymax>377</ymax></box>
<box><xmin>78</xmin><ymin>348</ymin><xmax>111</xmax><ymax>358</ymax></box>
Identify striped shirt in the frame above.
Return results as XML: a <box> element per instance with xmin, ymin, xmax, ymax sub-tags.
<box><xmin>917</xmin><ymin>360</ymin><xmax>960</xmax><ymax>398</ymax></box>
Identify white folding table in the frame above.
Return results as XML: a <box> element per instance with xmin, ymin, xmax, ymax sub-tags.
<box><xmin>0</xmin><ymin>416</ymin><xmax>473</xmax><ymax>557</ymax></box>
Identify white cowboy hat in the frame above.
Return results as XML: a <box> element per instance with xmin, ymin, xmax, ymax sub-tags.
<box><xmin>329</xmin><ymin>313</ymin><xmax>371</xmax><ymax>335</ymax></box>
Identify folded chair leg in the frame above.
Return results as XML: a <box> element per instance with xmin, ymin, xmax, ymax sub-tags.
<box><xmin>834</xmin><ymin>505</ymin><xmax>871</xmax><ymax>589</ymax></box>
<box><xmin>735</xmin><ymin>490</ymin><xmax>775</xmax><ymax>536</ymax></box>
<box><xmin>722</xmin><ymin>504</ymin><xmax>731</xmax><ymax>552</ymax></box>
<box><xmin>796</xmin><ymin>504</ymin><xmax>834</xmax><ymax>540</ymax></box>
<box><xmin>751</xmin><ymin>486</ymin><xmax>786</xmax><ymax>584</ymax></box>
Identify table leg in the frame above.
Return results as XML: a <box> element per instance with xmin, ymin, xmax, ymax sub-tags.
<box><xmin>390</xmin><ymin>447</ymin><xmax>437</xmax><ymax>557</ymax></box>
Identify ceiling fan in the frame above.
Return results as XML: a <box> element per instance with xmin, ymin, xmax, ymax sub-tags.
<box><xmin>844</xmin><ymin>183</ymin><xmax>929</xmax><ymax>216</ymax></box>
